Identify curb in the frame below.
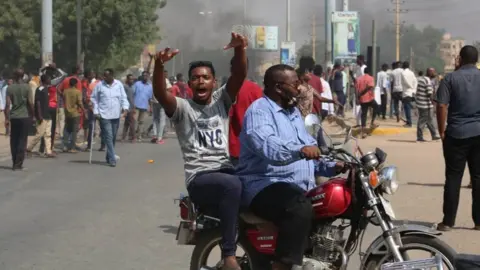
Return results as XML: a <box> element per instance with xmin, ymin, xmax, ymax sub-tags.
<box><xmin>371</xmin><ymin>127</ymin><xmax>414</xmax><ymax>136</ymax></box>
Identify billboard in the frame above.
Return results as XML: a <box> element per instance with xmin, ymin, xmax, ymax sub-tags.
<box><xmin>232</xmin><ymin>25</ymin><xmax>279</xmax><ymax>51</ymax></box>
<box><xmin>280</xmin><ymin>41</ymin><xmax>296</xmax><ymax>66</ymax></box>
<box><xmin>332</xmin><ymin>11</ymin><xmax>360</xmax><ymax>63</ymax></box>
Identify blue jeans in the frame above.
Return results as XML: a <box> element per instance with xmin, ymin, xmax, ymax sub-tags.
<box><xmin>152</xmin><ymin>103</ymin><xmax>166</xmax><ymax>139</ymax></box>
<box><xmin>403</xmin><ymin>97</ymin><xmax>413</xmax><ymax>126</ymax></box>
<box><xmin>99</xmin><ymin>118</ymin><xmax>120</xmax><ymax>164</ymax></box>
<box><xmin>187</xmin><ymin>169</ymin><xmax>241</xmax><ymax>258</ymax></box>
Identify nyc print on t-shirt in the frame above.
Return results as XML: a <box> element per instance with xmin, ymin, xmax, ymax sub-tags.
<box><xmin>195</xmin><ymin>115</ymin><xmax>227</xmax><ymax>155</ymax></box>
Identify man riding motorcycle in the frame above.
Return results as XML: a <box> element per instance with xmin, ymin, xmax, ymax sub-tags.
<box><xmin>236</xmin><ymin>64</ymin><xmax>345</xmax><ymax>270</ymax></box>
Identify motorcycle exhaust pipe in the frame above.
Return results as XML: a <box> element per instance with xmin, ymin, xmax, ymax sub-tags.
<box><xmin>199</xmin><ymin>267</ymin><xmax>216</xmax><ymax>270</ymax></box>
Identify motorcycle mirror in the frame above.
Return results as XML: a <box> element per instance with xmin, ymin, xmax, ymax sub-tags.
<box><xmin>305</xmin><ymin>114</ymin><xmax>321</xmax><ymax>127</ymax></box>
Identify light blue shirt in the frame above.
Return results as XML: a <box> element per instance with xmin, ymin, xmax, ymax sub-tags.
<box><xmin>0</xmin><ymin>85</ymin><xmax>8</xmax><ymax>110</ymax></box>
<box><xmin>236</xmin><ymin>96</ymin><xmax>337</xmax><ymax>205</ymax></box>
<box><xmin>133</xmin><ymin>81</ymin><xmax>153</xmax><ymax>110</ymax></box>
<box><xmin>91</xmin><ymin>79</ymin><xmax>130</xmax><ymax>120</ymax></box>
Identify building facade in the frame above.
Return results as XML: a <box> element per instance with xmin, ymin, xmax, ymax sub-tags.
<box><xmin>440</xmin><ymin>33</ymin><xmax>465</xmax><ymax>73</ymax></box>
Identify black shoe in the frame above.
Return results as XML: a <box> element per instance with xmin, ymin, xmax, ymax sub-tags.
<box><xmin>436</xmin><ymin>223</ymin><xmax>452</xmax><ymax>232</ymax></box>
<box><xmin>417</xmin><ymin>138</ymin><xmax>427</xmax><ymax>143</ymax></box>
<box><xmin>98</xmin><ymin>147</ymin><xmax>105</xmax><ymax>152</ymax></box>
<box><xmin>432</xmin><ymin>136</ymin><xmax>441</xmax><ymax>141</ymax></box>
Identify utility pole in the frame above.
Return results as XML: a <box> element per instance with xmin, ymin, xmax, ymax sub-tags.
<box><xmin>76</xmin><ymin>0</ymin><xmax>83</xmax><ymax>70</ymax></box>
<box><xmin>342</xmin><ymin>0</ymin><xmax>349</xmax><ymax>11</ymax></box>
<box><xmin>41</xmin><ymin>0</ymin><xmax>53</xmax><ymax>66</ymax></box>
<box><xmin>286</xmin><ymin>0</ymin><xmax>291</xmax><ymax>41</ymax></box>
<box><xmin>325</xmin><ymin>0</ymin><xmax>335</xmax><ymax>66</ymax></box>
<box><xmin>410</xmin><ymin>46</ymin><xmax>414</xmax><ymax>70</ymax></box>
<box><xmin>312</xmin><ymin>14</ymin><xmax>316</xmax><ymax>60</ymax></box>
<box><xmin>372</xmin><ymin>20</ymin><xmax>377</xmax><ymax>76</ymax></box>
<box><xmin>388</xmin><ymin>0</ymin><xmax>408</xmax><ymax>61</ymax></box>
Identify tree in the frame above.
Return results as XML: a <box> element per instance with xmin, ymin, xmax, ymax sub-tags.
<box><xmin>0</xmin><ymin>0</ymin><xmax>161</xmax><ymax>74</ymax></box>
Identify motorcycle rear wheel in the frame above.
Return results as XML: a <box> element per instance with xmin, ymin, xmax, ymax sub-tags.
<box><xmin>363</xmin><ymin>235</ymin><xmax>457</xmax><ymax>270</ymax></box>
<box><xmin>189</xmin><ymin>230</ymin><xmax>270</xmax><ymax>270</ymax></box>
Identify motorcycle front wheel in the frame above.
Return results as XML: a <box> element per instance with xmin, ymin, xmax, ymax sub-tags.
<box><xmin>364</xmin><ymin>235</ymin><xmax>457</xmax><ymax>270</ymax></box>
<box><xmin>189</xmin><ymin>230</ymin><xmax>270</xmax><ymax>270</ymax></box>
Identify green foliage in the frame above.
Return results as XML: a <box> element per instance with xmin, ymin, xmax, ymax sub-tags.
<box><xmin>0</xmin><ymin>0</ymin><xmax>161</xmax><ymax>73</ymax></box>
<box><xmin>376</xmin><ymin>24</ymin><xmax>445</xmax><ymax>73</ymax></box>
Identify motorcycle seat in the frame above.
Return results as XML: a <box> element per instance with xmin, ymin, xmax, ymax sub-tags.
<box><xmin>239</xmin><ymin>211</ymin><xmax>270</xmax><ymax>225</ymax></box>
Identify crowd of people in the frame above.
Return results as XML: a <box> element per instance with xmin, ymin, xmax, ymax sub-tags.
<box><xmin>0</xmin><ymin>58</ymin><xmax>192</xmax><ymax>169</ymax></box>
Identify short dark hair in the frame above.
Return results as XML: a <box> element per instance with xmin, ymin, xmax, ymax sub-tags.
<box><xmin>402</xmin><ymin>61</ymin><xmax>410</xmax><ymax>69</ymax></box>
<box><xmin>357</xmin><ymin>55</ymin><xmax>365</xmax><ymax>62</ymax></box>
<box><xmin>460</xmin><ymin>45</ymin><xmax>479</xmax><ymax>65</ymax></box>
<box><xmin>176</xmin><ymin>73</ymin><xmax>184</xmax><ymax>81</ymax></box>
<box><xmin>69</xmin><ymin>77</ymin><xmax>78</xmax><ymax>87</ymax></box>
<box><xmin>418</xmin><ymin>71</ymin><xmax>424</xmax><ymax>76</ymax></box>
<box><xmin>382</xmin><ymin>63</ymin><xmax>389</xmax><ymax>70</ymax></box>
<box><xmin>313</xmin><ymin>65</ymin><xmax>323</xmax><ymax>76</ymax></box>
<box><xmin>264</xmin><ymin>64</ymin><xmax>295</xmax><ymax>88</ymax></box>
<box><xmin>126</xmin><ymin>74</ymin><xmax>133</xmax><ymax>79</ymax></box>
<box><xmin>104</xmin><ymin>68</ymin><xmax>114</xmax><ymax>75</ymax></box>
<box><xmin>142</xmin><ymin>71</ymin><xmax>149</xmax><ymax>76</ymax></box>
<box><xmin>391</xmin><ymin>62</ymin><xmax>397</xmax><ymax>68</ymax></box>
<box><xmin>40</xmin><ymin>74</ymin><xmax>51</xmax><ymax>84</ymax></box>
<box><xmin>188</xmin><ymin>61</ymin><xmax>216</xmax><ymax>78</ymax></box>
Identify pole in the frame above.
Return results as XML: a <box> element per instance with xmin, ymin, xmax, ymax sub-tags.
<box><xmin>342</xmin><ymin>0</ymin><xmax>349</xmax><ymax>11</ymax></box>
<box><xmin>312</xmin><ymin>14</ymin><xmax>316</xmax><ymax>60</ymax></box>
<box><xmin>395</xmin><ymin>0</ymin><xmax>400</xmax><ymax>61</ymax></box>
<box><xmin>286</xmin><ymin>0</ymin><xmax>291</xmax><ymax>41</ymax></box>
<box><xmin>41</xmin><ymin>0</ymin><xmax>53</xmax><ymax>66</ymax></box>
<box><xmin>410</xmin><ymin>47</ymin><xmax>414</xmax><ymax>71</ymax></box>
<box><xmin>243</xmin><ymin>0</ymin><xmax>247</xmax><ymax>25</ymax></box>
<box><xmin>76</xmin><ymin>0</ymin><xmax>83</xmax><ymax>70</ymax></box>
<box><xmin>325</xmin><ymin>0</ymin><xmax>335</xmax><ymax>66</ymax></box>
<box><xmin>372</xmin><ymin>20</ymin><xmax>377</xmax><ymax>76</ymax></box>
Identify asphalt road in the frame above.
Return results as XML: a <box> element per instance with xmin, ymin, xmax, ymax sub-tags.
<box><xmin>0</xmin><ymin>131</ymin><xmax>396</xmax><ymax>270</ymax></box>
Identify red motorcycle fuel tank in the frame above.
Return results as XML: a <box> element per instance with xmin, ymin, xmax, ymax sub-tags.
<box><xmin>306</xmin><ymin>178</ymin><xmax>352</xmax><ymax>218</ymax></box>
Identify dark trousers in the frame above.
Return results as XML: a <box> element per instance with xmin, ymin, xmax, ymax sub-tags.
<box><xmin>392</xmin><ymin>92</ymin><xmax>403</xmax><ymax>119</ymax></box>
<box><xmin>187</xmin><ymin>169</ymin><xmax>242</xmax><ymax>257</ymax></box>
<box><xmin>10</xmin><ymin>118</ymin><xmax>30</xmax><ymax>168</ymax></box>
<box><xmin>63</xmin><ymin>116</ymin><xmax>80</xmax><ymax>150</ymax></box>
<box><xmin>122</xmin><ymin>111</ymin><xmax>136</xmax><ymax>140</ymax></box>
<box><xmin>335</xmin><ymin>91</ymin><xmax>346</xmax><ymax>117</ymax></box>
<box><xmin>379</xmin><ymin>94</ymin><xmax>387</xmax><ymax>119</ymax></box>
<box><xmin>360</xmin><ymin>101</ymin><xmax>377</xmax><ymax>128</ymax></box>
<box><xmin>250</xmin><ymin>182</ymin><xmax>312</xmax><ymax>266</ymax></box>
<box><xmin>442</xmin><ymin>135</ymin><xmax>480</xmax><ymax>227</ymax></box>
<box><xmin>230</xmin><ymin>157</ymin><xmax>239</xmax><ymax>168</ymax></box>
<box><xmin>416</xmin><ymin>108</ymin><xmax>438</xmax><ymax>140</ymax></box>
<box><xmin>402</xmin><ymin>96</ymin><xmax>414</xmax><ymax>126</ymax></box>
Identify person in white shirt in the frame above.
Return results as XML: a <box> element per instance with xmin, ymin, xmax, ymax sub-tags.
<box><xmin>354</xmin><ymin>55</ymin><xmax>367</xmax><ymax>127</ymax></box>
<box><xmin>400</xmin><ymin>61</ymin><xmax>417</xmax><ymax>127</ymax></box>
<box><xmin>390</xmin><ymin>61</ymin><xmax>404</xmax><ymax>122</ymax></box>
<box><xmin>320</xmin><ymin>76</ymin><xmax>335</xmax><ymax>118</ymax></box>
<box><xmin>376</xmin><ymin>64</ymin><xmax>389</xmax><ymax>120</ymax></box>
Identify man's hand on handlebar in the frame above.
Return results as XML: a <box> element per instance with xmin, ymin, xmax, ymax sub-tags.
<box><xmin>300</xmin><ymin>146</ymin><xmax>322</xmax><ymax>160</ymax></box>
<box><xmin>335</xmin><ymin>161</ymin><xmax>348</xmax><ymax>174</ymax></box>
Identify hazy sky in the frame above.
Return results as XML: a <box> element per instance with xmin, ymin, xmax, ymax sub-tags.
<box><xmin>157</xmin><ymin>0</ymin><xmax>479</xmax><ymax>50</ymax></box>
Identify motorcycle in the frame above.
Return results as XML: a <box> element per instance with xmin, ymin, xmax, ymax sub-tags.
<box><xmin>174</xmin><ymin>114</ymin><xmax>456</xmax><ymax>270</ymax></box>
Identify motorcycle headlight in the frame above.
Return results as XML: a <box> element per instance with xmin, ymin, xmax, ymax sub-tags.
<box><xmin>378</xmin><ymin>166</ymin><xmax>399</xmax><ymax>195</ymax></box>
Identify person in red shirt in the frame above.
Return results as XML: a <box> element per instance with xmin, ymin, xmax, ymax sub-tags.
<box><xmin>228</xmin><ymin>58</ymin><xmax>263</xmax><ymax>166</ymax></box>
<box><xmin>355</xmin><ymin>66</ymin><xmax>376</xmax><ymax>138</ymax></box>
<box><xmin>58</xmin><ymin>66</ymin><xmax>82</xmax><ymax>140</ymax></box>
<box><xmin>299</xmin><ymin>56</ymin><xmax>324</xmax><ymax>115</ymax></box>
<box><xmin>170</xmin><ymin>73</ymin><xmax>192</xmax><ymax>98</ymax></box>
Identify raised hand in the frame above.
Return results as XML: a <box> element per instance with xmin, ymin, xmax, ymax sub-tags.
<box><xmin>155</xmin><ymin>48</ymin><xmax>180</xmax><ymax>64</ymax></box>
<box><xmin>223</xmin><ymin>32</ymin><xmax>248</xmax><ymax>50</ymax></box>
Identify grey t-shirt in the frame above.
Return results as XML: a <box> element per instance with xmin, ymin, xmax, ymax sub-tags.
<box><xmin>435</xmin><ymin>64</ymin><xmax>480</xmax><ymax>139</ymax></box>
<box><xmin>171</xmin><ymin>86</ymin><xmax>234</xmax><ymax>187</ymax></box>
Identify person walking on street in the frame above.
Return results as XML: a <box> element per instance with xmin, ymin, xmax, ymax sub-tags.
<box><xmin>376</xmin><ymin>64</ymin><xmax>389</xmax><ymax>120</ymax></box>
<box><xmin>26</xmin><ymin>74</ymin><xmax>56</xmax><ymax>158</ymax></box>
<box><xmin>355</xmin><ymin>66</ymin><xmax>377</xmax><ymax>138</ymax></box>
<box><xmin>58</xmin><ymin>66</ymin><xmax>82</xmax><ymax>140</ymax></box>
<box><xmin>122</xmin><ymin>74</ymin><xmax>136</xmax><ymax>142</ymax></box>
<box><xmin>82</xmin><ymin>69</ymin><xmax>95</xmax><ymax>148</ymax></box>
<box><xmin>62</xmin><ymin>78</ymin><xmax>85</xmax><ymax>153</ymax></box>
<box><xmin>416</xmin><ymin>70</ymin><xmax>440</xmax><ymax>142</ymax></box>
<box><xmin>133</xmin><ymin>71</ymin><xmax>153</xmax><ymax>142</ymax></box>
<box><xmin>4</xmin><ymin>69</ymin><xmax>34</xmax><ymax>170</ymax></box>
<box><xmin>390</xmin><ymin>61</ymin><xmax>404</xmax><ymax>122</ymax></box>
<box><xmin>1</xmin><ymin>78</ymin><xmax>13</xmax><ymax>136</ymax></box>
<box><xmin>90</xmin><ymin>69</ymin><xmax>129</xmax><ymax>167</ymax></box>
<box><xmin>436</xmin><ymin>45</ymin><xmax>480</xmax><ymax>232</ymax></box>
<box><xmin>400</xmin><ymin>61</ymin><xmax>417</xmax><ymax>127</ymax></box>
